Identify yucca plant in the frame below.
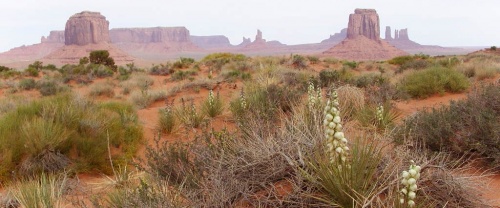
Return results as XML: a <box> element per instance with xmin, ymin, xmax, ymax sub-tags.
<box><xmin>176</xmin><ymin>99</ymin><xmax>205</xmax><ymax>128</ymax></box>
<box><xmin>158</xmin><ymin>105</ymin><xmax>176</xmax><ymax>134</ymax></box>
<box><xmin>10</xmin><ymin>173</ymin><xmax>68</xmax><ymax>208</ymax></box>
<box><xmin>202</xmin><ymin>90</ymin><xmax>224</xmax><ymax>118</ymax></box>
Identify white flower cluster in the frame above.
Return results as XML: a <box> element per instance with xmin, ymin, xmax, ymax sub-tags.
<box><xmin>240</xmin><ymin>90</ymin><xmax>247</xmax><ymax>110</ymax></box>
<box><xmin>400</xmin><ymin>160</ymin><xmax>421</xmax><ymax>207</ymax></box>
<box><xmin>323</xmin><ymin>91</ymin><xmax>349</xmax><ymax>163</ymax></box>
<box><xmin>376</xmin><ymin>105</ymin><xmax>384</xmax><ymax>122</ymax></box>
<box><xmin>208</xmin><ymin>90</ymin><xmax>215</xmax><ymax>107</ymax></box>
<box><xmin>307</xmin><ymin>82</ymin><xmax>322</xmax><ymax>110</ymax></box>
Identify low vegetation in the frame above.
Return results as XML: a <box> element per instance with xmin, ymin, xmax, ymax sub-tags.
<box><xmin>0</xmin><ymin>50</ymin><xmax>498</xmax><ymax>207</ymax></box>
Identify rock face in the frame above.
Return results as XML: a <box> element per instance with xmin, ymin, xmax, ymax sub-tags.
<box><xmin>64</xmin><ymin>11</ymin><xmax>110</xmax><ymax>46</ymax></box>
<box><xmin>238</xmin><ymin>37</ymin><xmax>251</xmax><ymax>47</ymax></box>
<box><xmin>346</xmin><ymin>9</ymin><xmax>380</xmax><ymax>41</ymax></box>
<box><xmin>323</xmin><ymin>9</ymin><xmax>408</xmax><ymax>60</ymax></box>
<box><xmin>109</xmin><ymin>27</ymin><xmax>190</xmax><ymax>43</ymax></box>
<box><xmin>321</xmin><ymin>28</ymin><xmax>347</xmax><ymax>44</ymax></box>
<box><xmin>190</xmin><ymin>35</ymin><xmax>232</xmax><ymax>49</ymax></box>
<box><xmin>41</xmin><ymin>31</ymin><xmax>65</xmax><ymax>43</ymax></box>
<box><xmin>240</xmin><ymin>30</ymin><xmax>285</xmax><ymax>51</ymax></box>
<box><xmin>385</xmin><ymin>26</ymin><xmax>392</xmax><ymax>40</ymax></box>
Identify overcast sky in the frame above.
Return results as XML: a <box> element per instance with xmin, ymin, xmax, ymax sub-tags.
<box><xmin>1</xmin><ymin>0</ymin><xmax>499</xmax><ymax>52</ymax></box>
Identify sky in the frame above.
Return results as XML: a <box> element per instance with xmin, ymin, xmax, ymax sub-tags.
<box><xmin>1</xmin><ymin>0</ymin><xmax>499</xmax><ymax>52</ymax></box>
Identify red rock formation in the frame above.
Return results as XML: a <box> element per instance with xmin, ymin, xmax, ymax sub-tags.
<box><xmin>385</xmin><ymin>26</ymin><xmax>392</xmax><ymax>40</ymax></box>
<box><xmin>41</xmin><ymin>31</ymin><xmax>65</xmax><ymax>43</ymax></box>
<box><xmin>346</xmin><ymin>9</ymin><xmax>380</xmax><ymax>41</ymax></box>
<box><xmin>323</xmin><ymin>9</ymin><xmax>408</xmax><ymax>60</ymax></box>
<box><xmin>110</xmin><ymin>27</ymin><xmax>190</xmax><ymax>43</ymax></box>
<box><xmin>398</xmin><ymin>29</ymin><xmax>409</xmax><ymax>40</ymax></box>
<box><xmin>321</xmin><ymin>28</ymin><xmax>347</xmax><ymax>45</ymax></box>
<box><xmin>239</xmin><ymin>30</ymin><xmax>285</xmax><ymax>51</ymax></box>
<box><xmin>190</xmin><ymin>35</ymin><xmax>232</xmax><ymax>49</ymax></box>
<box><xmin>64</xmin><ymin>11</ymin><xmax>110</xmax><ymax>46</ymax></box>
<box><xmin>237</xmin><ymin>37</ymin><xmax>251</xmax><ymax>47</ymax></box>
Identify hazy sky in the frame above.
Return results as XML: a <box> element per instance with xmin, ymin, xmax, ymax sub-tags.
<box><xmin>1</xmin><ymin>0</ymin><xmax>499</xmax><ymax>52</ymax></box>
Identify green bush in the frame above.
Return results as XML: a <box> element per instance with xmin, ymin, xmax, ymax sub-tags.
<box><xmin>394</xmin><ymin>84</ymin><xmax>500</xmax><ymax>168</ymax></box>
<box><xmin>18</xmin><ymin>78</ymin><xmax>36</xmax><ymax>90</ymax></box>
<box><xmin>89</xmin><ymin>50</ymin><xmax>116</xmax><ymax>70</ymax></box>
<box><xmin>291</xmin><ymin>54</ymin><xmax>307</xmax><ymax>69</ymax></box>
<box><xmin>89</xmin><ymin>82</ymin><xmax>115</xmax><ymax>98</ymax></box>
<box><xmin>319</xmin><ymin>68</ymin><xmax>354</xmax><ymax>87</ymax></box>
<box><xmin>171</xmin><ymin>70</ymin><xmax>197</xmax><ymax>81</ymax></box>
<box><xmin>201</xmin><ymin>90</ymin><xmax>224</xmax><ymax>118</ymax></box>
<box><xmin>202</xmin><ymin>53</ymin><xmax>246</xmax><ymax>70</ymax></box>
<box><xmin>398</xmin><ymin>67</ymin><xmax>470</xmax><ymax>98</ymax></box>
<box><xmin>158</xmin><ymin>107</ymin><xmax>176</xmax><ymax>134</ymax></box>
<box><xmin>352</xmin><ymin>73</ymin><xmax>388</xmax><ymax>88</ymax></box>
<box><xmin>342</xmin><ymin>61</ymin><xmax>358</xmax><ymax>69</ymax></box>
<box><xmin>36</xmin><ymin>79</ymin><xmax>64</xmax><ymax>96</ymax></box>
<box><xmin>24</xmin><ymin>67</ymin><xmax>39</xmax><ymax>77</ymax></box>
<box><xmin>92</xmin><ymin>65</ymin><xmax>114</xmax><ymax>78</ymax></box>
<box><xmin>0</xmin><ymin>65</ymin><xmax>12</xmax><ymax>72</ymax></box>
<box><xmin>0</xmin><ymin>94</ymin><xmax>143</xmax><ymax>180</ymax></box>
<box><xmin>306</xmin><ymin>56</ymin><xmax>320</xmax><ymax>64</ymax></box>
<box><xmin>172</xmin><ymin>57</ymin><xmax>195</xmax><ymax>69</ymax></box>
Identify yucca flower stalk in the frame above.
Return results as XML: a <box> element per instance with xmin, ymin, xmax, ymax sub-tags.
<box><xmin>202</xmin><ymin>89</ymin><xmax>223</xmax><ymax>118</ymax></box>
<box><xmin>239</xmin><ymin>88</ymin><xmax>247</xmax><ymax>110</ymax></box>
<box><xmin>323</xmin><ymin>90</ymin><xmax>349</xmax><ymax>164</ymax></box>
<box><xmin>376</xmin><ymin>104</ymin><xmax>384</xmax><ymax>122</ymax></box>
<box><xmin>400</xmin><ymin>160</ymin><xmax>421</xmax><ymax>207</ymax></box>
<box><xmin>307</xmin><ymin>82</ymin><xmax>322</xmax><ymax>111</ymax></box>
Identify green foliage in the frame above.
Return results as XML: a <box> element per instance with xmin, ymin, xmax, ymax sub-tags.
<box><xmin>202</xmin><ymin>53</ymin><xmax>247</xmax><ymax>70</ymax></box>
<box><xmin>491</xmin><ymin>46</ymin><xmax>497</xmax><ymax>51</ymax></box>
<box><xmin>170</xmin><ymin>70</ymin><xmax>197</xmax><ymax>81</ymax></box>
<box><xmin>129</xmin><ymin>90</ymin><xmax>166</xmax><ymax>109</ymax></box>
<box><xmin>0</xmin><ymin>94</ymin><xmax>143</xmax><ymax>180</ymax></box>
<box><xmin>42</xmin><ymin>64</ymin><xmax>58</xmax><ymax>71</ymax></box>
<box><xmin>35</xmin><ymin>79</ymin><xmax>66</xmax><ymax>96</ymax></box>
<box><xmin>79</xmin><ymin>56</ymin><xmax>89</xmax><ymax>65</ymax></box>
<box><xmin>306</xmin><ymin>56</ymin><xmax>320</xmax><ymax>64</ymax></box>
<box><xmin>89</xmin><ymin>82</ymin><xmax>115</xmax><ymax>98</ymax></box>
<box><xmin>388</xmin><ymin>55</ymin><xmax>414</xmax><ymax>65</ymax></box>
<box><xmin>291</xmin><ymin>54</ymin><xmax>308</xmax><ymax>69</ymax></box>
<box><xmin>319</xmin><ymin>68</ymin><xmax>354</xmax><ymax>87</ymax></box>
<box><xmin>356</xmin><ymin>102</ymin><xmax>401</xmax><ymax>130</ymax></box>
<box><xmin>201</xmin><ymin>90</ymin><xmax>224</xmax><ymax>118</ymax></box>
<box><xmin>29</xmin><ymin>61</ymin><xmax>44</xmax><ymax>71</ymax></box>
<box><xmin>352</xmin><ymin>73</ymin><xmax>388</xmax><ymax>88</ymax></box>
<box><xmin>0</xmin><ymin>65</ymin><xmax>12</xmax><ymax>72</ymax></box>
<box><xmin>91</xmin><ymin>64</ymin><xmax>114</xmax><ymax>78</ymax></box>
<box><xmin>175</xmin><ymin>99</ymin><xmax>206</xmax><ymax>128</ymax></box>
<box><xmin>302</xmin><ymin>138</ymin><xmax>387</xmax><ymax>207</ymax></box>
<box><xmin>172</xmin><ymin>57</ymin><xmax>195</xmax><ymax>69</ymax></box>
<box><xmin>158</xmin><ymin>107</ymin><xmax>176</xmax><ymax>134</ymax></box>
<box><xmin>9</xmin><ymin>174</ymin><xmax>67</xmax><ymax>208</ymax></box>
<box><xmin>149</xmin><ymin>63</ymin><xmax>173</xmax><ymax>76</ymax></box>
<box><xmin>89</xmin><ymin>50</ymin><xmax>116</xmax><ymax>70</ymax></box>
<box><xmin>342</xmin><ymin>61</ymin><xmax>358</xmax><ymax>69</ymax></box>
<box><xmin>398</xmin><ymin>67</ymin><xmax>470</xmax><ymax>98</ymax></box>
<box><xmin>18</xmin><ymin>78</ymin><xmax>36</xmax><ymax>90</ymax></box>
<box><xmin>24</xmin><ymin>67</ymin><xmax>39</xmax><ymax>77</ymax></box>
<box><xmin>394</xmin><ymin>84</ymin><xmax>500</xmax><ymax>167</ymax></box>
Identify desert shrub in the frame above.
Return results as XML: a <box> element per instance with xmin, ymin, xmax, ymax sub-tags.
<box><xmin>291</xmin><ymin>54</ymin><xmax>308</xmax><ymax>69</ymax></box>
<box><xmin>18</xmin><ymin>78</ymin><xmax>36</xmax><ymax>90</ymax></box>
<box><xmin>221</xmin><ymin>69</ymin><xmax>251</xmax><ymax>82</ymax></box>
<box><xmin>175</xmin><ymin>99</ymin><xmax>206</xmax><ymax>128</ymax></box>
<box><xmin>129</xmin><ymin>90</ymin><xmax>166</xmax><ymax>109</ymax></box>
<box><xmin>398</xmin><ymin>67</ymin><xmax>470</xmax><ymax>98</ymax></box>
<box><xmin>91</xmin><ymin>65</ymin><xmax>114</xmax><ymax>78</ymax></box>
<box><xmin>356</xmin><ymin>102</ymin><xmax>400</xmax><ymax>130</ymax></box>
<box><xmin>0</xmin><ymin>94</ymin><xmax>143</xmax><ymax>180</ymax></box>
<box><xmin>89</xmin><ymin>50</ymin><xmax>117</xmax><ymax>70</ymax></box>
<box><xmin>388</xmin><ymin>55</ymin><xmax>414</xmax><ymax>65</ymax></box>
<box><xmin>202</xmin><ymin>53</ymin><xmax>247</xmax><ymax>70</ymax></box>
<box><xmin>89</xmin><ymin>82</ymin><xmax>115</xmax><ymax>98</ymax></box>
<box><xmin>437</xmin><ymin>56</ymin><xmax>460</xmax><ymax>68</ymax></box>
<box><xmin>491</xmin><ymin>46</ymin><xmax>497</xmax><ymax>51</ymax></box>
<box><xmin>342</xmin><ymin>60</ymin><xmax>358</xmax><ymax>69</ymax></box>
<box><xmin>352</xmin><ymin>73</ymin><xmax>388</xmax><ymax>88</ymax></box>
<box><xmin>319</xmin><ymin>68</ymin><xmax>354</xmax><ymax>87</ymax></box>
<box><xmin>394</xmin><ymin>84</ymin><xmax>500</xmax><ymax>168</ymax></box>
<box><xmin>24</xmin><ymin>67</ymin><xmax>39</xmax><ymax>77</ymax></box>
<box><xmin>172</xmin><ymin>57</ymin><xmax>195</xmax><ymax>69</ymax></box>
<box><xmin>244</xmin><ymin>83</ymin><xmax>301</xmax><ymax>123</ymax></box>
<box><xmin>35</xmin><ymin>79</ymin><xmax>67</xmax><ymax>96</ymax></box>
<box><xmin>9</xmin><ymin>173</ymin><xmax>68</xmax><ymax>208</ymax></box>
<box><xmin>397</xmin><ymin>59</ymin><xmax>430</xmax><ymax>73</ymax></box>
<box><xmin>132</xmin><ymin>74</ymin><xmax>154</xmax><ymax>91</ymax></box>
<box><xmin>201</xmin><ymin>90</ymin><xmax>224</xmax><ymax>118</ymax></box>
<box><xmin>306</xmin><ymin>56</ymin><xmax>320</xmax><ymax>64</ymax></box>
<box><xmin>148</xmin><ymin>64</ymin><xmax>173</xmax><ymax>76</ymax></box>
<box><xmin>0</xmin><ymin>65</ymin><xmax>12</xmax><ymax>72</ymax></box>
<box><xmin>336</xmin><ymin>85</ymin><xmax>365</xmax><ymax>121</ymax></box>
<box><xmin>323</xmin><ymin>57</ymin><xmax>339</xmax><ymax>65</ymax></box>
<box><xmin>475</xmin><ymin>67</ymin><xmax>499</xmax><ymax>80</ymax></box>
<box><xmin>158</xmin><ymin>106</ymin><xmax>176</xmax><ymax>134</ymax></box>
<box><xmin>42</xmin><ymin>64</ymin><xmax>58</xmax><ymax>71</ymax></box>
<box><xmin>170</xmin><ymin>70</ymin><xmax>197</xmax><ymax>81</ymax></box>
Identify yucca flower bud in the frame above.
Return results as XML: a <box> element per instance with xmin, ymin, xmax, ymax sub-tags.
<box><xmin>376</xmin><ymin>104</ymin><xmax>384</xmax><ymax>122</ymax></box>
<box><xmin>324</xmin><ymin>90</ymin><xmax>349</xmax><ymax>164</ymax></box>
<box><xmin>400</xmin><ymin>160</ymin><xmax>421</xmax><ymax>207</ymax></box>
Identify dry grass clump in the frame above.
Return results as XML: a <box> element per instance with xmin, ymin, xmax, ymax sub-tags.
<box><xmin>337</xmin><ymin>85</ymin><xmax>365</xmax><ymax>120</ymax></box>
<box><xmin>89</xmin><ymin>81</ymin><xmax>115</xmax><ymax>98</ymax></box>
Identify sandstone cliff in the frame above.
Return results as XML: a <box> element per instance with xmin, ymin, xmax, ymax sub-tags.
<box><xmin>321</xmin><ymin>28</ymin><xmax>347</xmax><ymax>45</ymax></box>
<box><xmin>41</xmin><ymin>31</ymin><xmax>65</xmax><ymax>43</ymax></box>
<box><xmin>324</xmin><ymin>9</ymin><xmax>408</xmax><ymax>60</ymax></box>
<box><xmin>110</xmin><ymin>27</ymin><xmax>190</xmax><ymax>43</ymax></box>
<box><xmin>64</xmin><ymin>11</ymin><xmax>110</xmax><ymax>45</ymax></box>
<box><xmin>190</xmin><ymin>35</ymin><xmax>232</xmax><ymax>49</ymax></box>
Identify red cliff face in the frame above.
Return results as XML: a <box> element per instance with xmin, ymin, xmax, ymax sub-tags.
<box><xmin>64</xmin><ymin>11</ymin><xmax>110</xmax><ymax>46</ymax></box>
<box><xmin>323</xmin><ymin>9</ymin><xmax>408</xmax><ymax>61</ymax></box>
<box><xmin>346</xmin><ymin>9</ymin><xmax>380</xmax><ymax>41</ymax></box>
<box><xmin>41</xmin><ymin>31</ymin><xmax>65</xmax><ymax>43</ymax></box>
<box><xmin>109</xmin><ymin>27</ymin><xmax>191</xmax><ymax>43</ymax></box>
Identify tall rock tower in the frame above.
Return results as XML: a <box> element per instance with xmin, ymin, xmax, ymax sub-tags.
<box><xmin>323</xmin><ymin>9</ymin><xmax>408</xmax><ymax>61</ymax></box>
<box><xmin>64</xmin><ymin>11</ymin><xmax>110</xmax><ymax>46</ymax></box>
<box><xmin>346</xmin><ymin>9</ymin><xmax>380</xmax><ymax>41</ymax></box>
